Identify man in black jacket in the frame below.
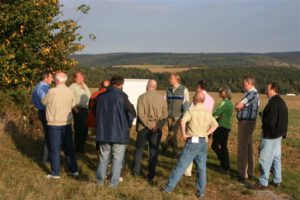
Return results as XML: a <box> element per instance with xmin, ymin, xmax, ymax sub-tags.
<box><xmin>94</xmin><ymin>76</ymin><xmax>136</xmax><ymax>187</ymax></box>
<box><xmin>253</xmin><ymin>82</ymin><xmax>288</xmax><ymax>189</ymax></box>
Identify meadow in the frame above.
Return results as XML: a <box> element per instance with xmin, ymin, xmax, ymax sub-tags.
<box><xmin>0</xmin><ymin>92</ymin><xmax>299</xmax><ymax>200</ymax></box>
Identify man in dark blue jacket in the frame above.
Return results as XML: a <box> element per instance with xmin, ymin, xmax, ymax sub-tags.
<box><xmin>94</xmin><ymin>76</ymin><xmax>136</xmax><ymax>187</ymax></box>
<box><xmin>253</xmin><ymin>82</ymin><xmax>288</xmax><ymax>190</ymax></box>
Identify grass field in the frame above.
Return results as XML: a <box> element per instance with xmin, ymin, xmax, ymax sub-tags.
<box><xmin>112</xmin><ymin>65</ymin><xmax>191</xmax><ymax>73</ymax></box>
<box><xmin>0</xmin><ymin>92</ymin><xmax>299</xmax><ymax>200</ymax></box>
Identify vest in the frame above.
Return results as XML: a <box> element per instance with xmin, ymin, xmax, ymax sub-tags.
<box><xmin>167</xmin><ymin>85</ymin><xmax>186</xmax><ymax>118</ymax></box>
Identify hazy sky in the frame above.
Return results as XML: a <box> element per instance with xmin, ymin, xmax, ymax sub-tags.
<box><xmin>61</xmin><ymin>0</ymin><xmax>300</xmax><ymax>54</ymax></box>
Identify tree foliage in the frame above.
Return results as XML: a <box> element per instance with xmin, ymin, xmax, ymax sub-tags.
<box><xmin>0</xmin><ymin>0</ymin><xmax>85</xmax><ymax>89</ymax></box>
<box><xmin>71</xmin><ymin>66</ymin><xmax>300</xmax><ymax>94</ymax></box>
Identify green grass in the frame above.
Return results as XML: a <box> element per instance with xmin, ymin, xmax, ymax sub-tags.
<box><xmin>0</xmin><ymin>93</ymin><xmax>299</xmax><ymax>200</ymax></box>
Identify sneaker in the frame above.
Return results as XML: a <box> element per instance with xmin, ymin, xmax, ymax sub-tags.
<box><xmin>196</xmin><ymin>193</ymin><xmax>205</xmax><ymax>199</ymax></box>
<box><xmin>71</xmin><ymin>172</ymin><xmax>79</xmax><ymax>178</ymax></box>
<box><xmin>184</xmin><ymin>172</ymin><xmax>192</xmax><ymax>177</ymax></box>
<box><xmin>45</xmin><ymin>174</ymin><xmax>60</xmax><ymax>179</ymax></box>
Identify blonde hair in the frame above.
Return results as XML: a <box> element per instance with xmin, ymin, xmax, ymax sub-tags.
<box><xmin>219</xmin><ymin>86</ymin><xmax>232</xmax><ymax>99</ymax></box>
<box><xmin>170</xmin><ymin>73</ymin><xmax>181</xmax><ymax>83</ymax></box>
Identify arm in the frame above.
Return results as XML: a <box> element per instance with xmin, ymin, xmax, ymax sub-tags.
<box><xmin>213</xmin><ymin>101</ymin><xmax>226</xmax><ymax>119</ymax></box>
<box><xmin>207</xmin><ymin>117</ymin><xmax>219</xmax><ymax>136</ymax></box>
<box><xmin>156</xmin><ymin>99</ymin><xmax>168</xmax><ymax>130</ymax></box>
<box><xmin>181</xmin><ymin>110</ymin><xmax>192</xmax><ymax>141</ymax></box>
<box><xmin>137</xmin><ymin>96</ymin><xmax>153</xmax><ymax>130</ymax></box>
<box><xmin>236</xmin><ymin>91</ymin><xmax>257</xmax><ymax>110</ymax></box>
<box><xmin>122</xmin><ymin>92</ymin><xmax>136</xmax><ymax>127</ymax></box>
<box><xmin>182</xmin><ymin>88</ymin><xmax>190</xmax><ymax>113</ymax></box>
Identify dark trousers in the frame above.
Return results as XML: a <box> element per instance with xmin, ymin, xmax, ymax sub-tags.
<box><xmin>73</xmin><ymin>108</ymin><xmax>89</xmax><ymax>152</ymax></box>
<box><xmin>48</xmin><ymin>125</ymin><xmax>78</xmax><ymax>176</ymax></box>
<box><xmin>38</xmin><ymin>110</ymin><xmax>49</xmax><ymax>163</ymax></box>
<box><xmin>133</xmin><ymin>128</ymin><xmax>162</xmax><ymax>180</ymax></box>
<box><xmin>211</xmin><ymin>127</ymin><xmax>231</xmax><ymax>170</ymax></box>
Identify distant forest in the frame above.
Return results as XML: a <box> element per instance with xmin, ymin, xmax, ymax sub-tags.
<box><xmin>71</xmin><ymin>52</ymin><xmax>300</xmax><ymax>68</ymax></box>
<box><xmin>68</xmin><ymin>66</ymin><xmax>300</xmax><ymax>94</ymax></box>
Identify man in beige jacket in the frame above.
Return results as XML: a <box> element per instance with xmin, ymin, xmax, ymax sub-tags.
<box><xmin>133</xmin><ymin>79</ymin><xmax>168</xmax><ymax>184</ymax></box>
<box><xmin>42</xmin><ymin>72</ymin><xmax>78</xmax><ymax>179</ymax></box>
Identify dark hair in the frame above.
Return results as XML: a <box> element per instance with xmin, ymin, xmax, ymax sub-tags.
<box><xmin>268</xmin><ymin>82</ymin><xmax>280</xmax><ymax>93</ymax></box>
<box><xmin>110</xmin><ymin>76</ymin><xmax>124</xmax><ymax>86</ymax></box>
<box><xmin>41</xmin><ymin>70</ymin><xmax>52</xmax><ymax>80</ymax></box>
<box><xmin>197</xmin><ymin>80</ymin><xmax>208</xmax><ymax>90</ymax></box>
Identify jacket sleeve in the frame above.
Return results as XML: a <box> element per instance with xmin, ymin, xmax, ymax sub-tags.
<box><xmin>263</xmin><ymin>100</ymin><xmax>279</xmax><ymax>135</ymax></box>
<box><xmin>122</xmin><ymin>92</ymin><xmax>136</xmax><ymax>128</ymax></box>
<box><xmin>137</xmin><ymin>96</ymin><xmax>152</xmax><ymax>130</ymax></box>
<box><xmin>213</xmin><ymin>101</ymin><xmax>226</xmax><ymax>119</ymax></box>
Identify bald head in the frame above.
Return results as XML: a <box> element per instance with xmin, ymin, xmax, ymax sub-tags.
<box><xmin>146</xmin><ymin>79</ymin><xmax>157</xmax><ymax>91</ymax></box>
<box><xmin>55</xmin><ymin>72</ymin><xmax>67</xmax><ymax>85</ymax></box>
<box><xmin>193</xmin><ymin>92</ymin><xmax>206</xmax><ymax>105</ymax></box>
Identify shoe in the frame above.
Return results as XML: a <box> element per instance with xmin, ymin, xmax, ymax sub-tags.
<box><xmin>250</xmin><ymin>183</ymin><xmax>268</xmax><ymax>190</ymax></box>
<box><xmin>196</xmin><ymin>193</ymin><xmax>205</xmax><ymax>199</ymax></box>
<box><xmin>159</xmin><ymin>185</ymin><xmax>170</xmax><ymax>194</ymax></box>
<box><xmin>45</xmin><ymin>174</ymin><xmax>60</xmax><ymax>179</ymax></box>
<box><xmin>273</xmin><ymin>183</ymin><xmax>281</xmax><ymax>188</ymax></box>
<box><xmin>147</xmin><ymin>178</ymin><xmax>155</xmax><ymax>185</ymax></box>
<box><xmin>184</xmin><ymin>172</ymin><xmax>192</xmax><ymax>177</ymax></box>
<box><xmin>71</xmin><ymin>172</ymin><xmax>79</xmax><ymax>178</ymax></box>
<box><xmin>161</xmin><ymin>144</ymin><xmax>168</xmax><ymax>152</ymax></box>
<box><xmin>237</xmin><ymin>176</ymin><xmax>246</xmax><ymax>183</ymax></box>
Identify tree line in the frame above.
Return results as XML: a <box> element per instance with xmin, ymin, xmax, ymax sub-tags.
<box><xmin>68</xmin><ymin>66</ymin><xmax>300</xmax><ymax>94</ymax></box>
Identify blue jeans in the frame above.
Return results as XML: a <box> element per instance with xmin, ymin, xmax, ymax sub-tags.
<box><xmin>48</xmin><ymin>125</ymin><xmax>78</xmax><ymax>176</ymax></box>
<box><xmin>259</xmin><ymin>137</ymin><xmax>282</xmax><ymax>186</ymax></box>
<box><xmin>164</xmin><ymin>138</ymin><xmax>208</xmax><ymax>196</ymax></box>
<box><xmin>96</xmin><ymin>143</ymin><xmax>126</xmax><ymax>187</ymax></box>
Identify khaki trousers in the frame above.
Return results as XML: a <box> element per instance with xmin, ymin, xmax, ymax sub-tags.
<box><xmin>237</xmin><ymin>120</ymin><xmax>256</xmax><ymax>179</ymax></box>
<box><xmin>164</xmin><ymin>117</ymin><xmax>181</xmax><ymax>155</ymax></box>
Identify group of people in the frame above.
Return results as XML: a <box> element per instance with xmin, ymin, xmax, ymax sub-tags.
<box><xmin>32</xmin><ymin>71</ymin><xmax>288</xmax><ymax>198</ymax></box>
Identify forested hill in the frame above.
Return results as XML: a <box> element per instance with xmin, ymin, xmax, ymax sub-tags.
<box><xmin>71</xmin><ymin>52</ymin><xmax>300</xmax><ymax>68</ymax></box>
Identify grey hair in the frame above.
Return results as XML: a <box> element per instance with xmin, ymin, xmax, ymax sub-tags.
<box><xmin>218</xmin><ymin>85</ymin><xmax>232</xmax><ymax>99</ymax></box>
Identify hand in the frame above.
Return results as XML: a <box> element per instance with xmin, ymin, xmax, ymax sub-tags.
<box><xmin>151</xmin><ymin>127</ymin><xmax>159</xmax><ymax>133</ymax></box>
<box><xmin>73</xmin><ymin>107</ymin><xmax>79</xmax><ymax>114</ymax></box>
<box><xmin>182</xmin><ymin>134</ymin><xmax>191</xmax><ymax>141</ymax></box>
<box><xmin>235</xmin><ymin>102</ymin><xmax>244</xmax><ymax>111</ymax></box>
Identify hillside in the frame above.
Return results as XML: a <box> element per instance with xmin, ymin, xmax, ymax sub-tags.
<box><xmin>71</xmin><ymin>52</ymin><xmax>300</xmax><ymax>68</ymax></box>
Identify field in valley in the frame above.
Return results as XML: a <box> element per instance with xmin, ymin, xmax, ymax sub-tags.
<box><xmin>0</xmin><ymin>92</ymin><xmax>299</xmax><ymax>200</ymax></box>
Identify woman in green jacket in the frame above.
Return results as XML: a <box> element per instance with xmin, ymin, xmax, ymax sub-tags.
<box><xmin>212</xmin><ymin>86</ymin><xmax>234</xmax><ymax>172</ymax></box>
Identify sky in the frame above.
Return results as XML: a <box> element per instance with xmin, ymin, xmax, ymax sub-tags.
<box><xmin>61</xmin><ymin>0</ymin><xmax>300</xmax><ymax>54</ymax></box>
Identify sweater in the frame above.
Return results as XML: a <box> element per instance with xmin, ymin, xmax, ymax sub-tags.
<box><xmin>42</xmin><ymin>84</ymin><xmax>75</xmax><ymax>126</ymax></box>
<box><xmin>262</xmin><ymin>95</ymin><xmax>288</xmax><ymax>139</ymax></box>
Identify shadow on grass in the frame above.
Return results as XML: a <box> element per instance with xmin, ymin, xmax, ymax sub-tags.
<box><xmin>5</xmin><ymin>120</ymin><xmax>49</xmax><ymax>174</ymax></box>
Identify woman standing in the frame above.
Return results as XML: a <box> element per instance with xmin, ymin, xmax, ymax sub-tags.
<box><xmin>212</xmin><ymin>86</ymin><xmax>234</xmax><ymax>172</ymax></box>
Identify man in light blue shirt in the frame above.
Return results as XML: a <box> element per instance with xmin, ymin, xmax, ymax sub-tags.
<box><xmin>32</xmin><ymin>71</ymin><xmax>53</xmax><ymax>164</ymax></box>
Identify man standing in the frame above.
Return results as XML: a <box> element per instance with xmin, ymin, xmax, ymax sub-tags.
<box><xmin>235</xmin><ymin>76</ymin><xmax>260</xmax><ymax>182</ymax></box>
<box><xmin>184</xmin><ymin>80</ymin><xmax>215</xmax><ymax>176</ymax></box>
<box><xmin>32</xmin><ymin>71</ymin><xmax>53</xmax><ymax>164</ymax></box>
<box><xmin>95</xmin><ymin>76</ymin><xmax>136</xmax><ymax>188</ymax></box>
<box><xmin>42</xmin><ymin>72</ymin><xmax>78</xmax><ymax>179</ymax></box>
<box><xmin>133</xmin><ymin>79</ymin><xmax>168</xmax><ymax>184</ymax></box>
<box><xmin>161</xmin><ymin>93</ymin><xmax>218</xmax><ymax>198</ymax></box>
<box><xmin>69</xmin><ymin>71</ymin><xmax>91</xmax><ymax>153</ymax></box>
<box><xmin>162</xmin><ymin>73</ymin><xmax>190</xmax><ymax>156</ymax></box>
<box><xmin>253</xmin><ymin>82</ymin><xmax>288</xmax><ymax>189</ymax></box>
